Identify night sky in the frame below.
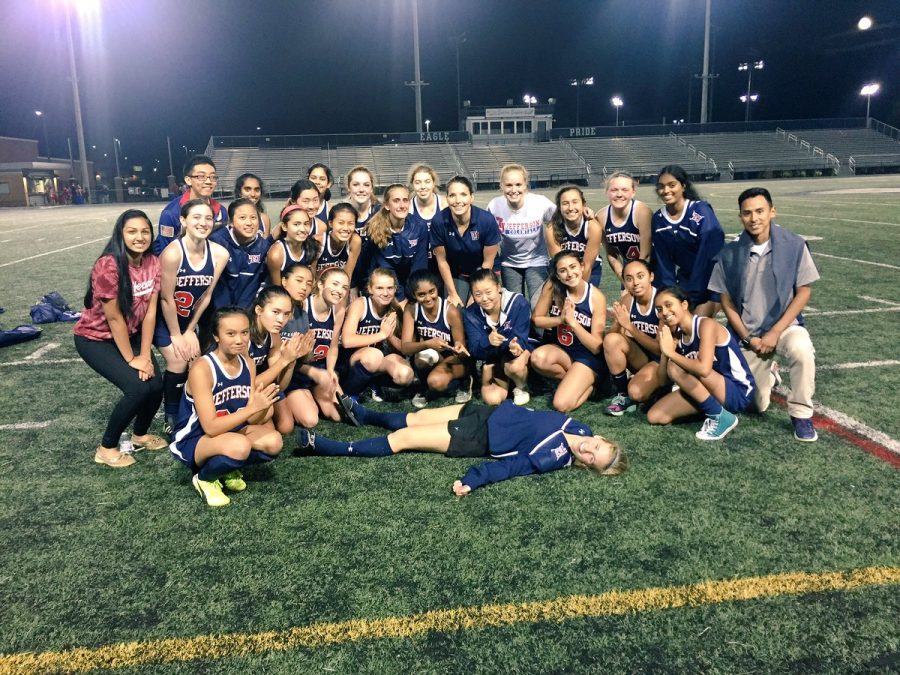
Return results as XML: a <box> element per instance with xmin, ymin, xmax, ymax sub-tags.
<box><xmin>2</xmin><ymin>0</ymin><xmax>897</xmax><ymax>178</ymax></box>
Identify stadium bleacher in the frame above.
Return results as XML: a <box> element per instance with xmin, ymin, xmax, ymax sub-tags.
<box><xmin>676</xmin><ymin>131</ymin><xmax>834</xmax><ymax>177</ymax></box>
<box><xmin>568</xmin><ymin>135</ymin><xmax>711</xmax><ymax>182</ymax></box>
<box><xmin>786</xmin><ymin>128</ymin><xmax>900</xmax><ymax>173</ymax></box>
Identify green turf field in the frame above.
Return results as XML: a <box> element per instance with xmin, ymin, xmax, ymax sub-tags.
<box><xmin>0</xmin><ymin>175</ymin><xmax>898</xmax><ymax>673</ymax></box>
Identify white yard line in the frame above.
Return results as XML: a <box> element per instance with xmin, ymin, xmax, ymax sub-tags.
<box><xmin>0</xmin><ymin>421</ymin><xmax>51</xmax><ymax>430</ymax></box>
<box><xmin>774</xmin><ymin>212</ymin><xmax>900</xmax><ymax>227</ymax></box>
<box><xmin>805</xmin><ymin>307</ymin><xmax>900</xmax><ymax>317</ymax></box>
<box><xmin>0</xmin><ymin>357</ymin><xmax>81</xmax><ymax>367</ymax></box>
<box><xmin>774</xmin><ymin>385</ymin><xmax>900</xmax><ymax>456</ymax></box>
<box><xmin>23</xmin><ymin>342</ymin><xmax>60</xmax><ymax>361</ymax></box>
<box><xmin>819</xmin><ymin>360</ymin><xmax>900</xmax><ymax>371</ymax></box>
<box><xmin>0</xmin><ymin>237</ymin><xmax>106</xmax><ymax>268</ymax></box>
<box><xmin>859</xmin><ymin>295</ymin><xmax>900</xmax><ymax>307</ymax></box>
<box><xmin>811</xmin><ymin>252</ymin><xmax>900</xmax><ymax>270</ymax></box>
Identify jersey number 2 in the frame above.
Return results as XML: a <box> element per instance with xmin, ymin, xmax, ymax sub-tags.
<box><xmin>174</xmin><ymin>291</ymin><xmax>194</xmax><ymax>318</ymax></box>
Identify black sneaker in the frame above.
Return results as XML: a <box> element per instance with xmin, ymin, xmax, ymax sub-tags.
<box><xmin>296</xmin><ymin>428</ymin><xmax>316</xmax><ymax>450</ymax></box>
<box><xmin>338</xmin><ymin>394</ymin><xmax>361</xmax><ymax>427</ymax></box>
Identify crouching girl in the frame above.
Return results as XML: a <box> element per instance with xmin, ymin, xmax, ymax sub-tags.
<box><xmin>170</xmin><ymin>306</ymin><xmax>283</xmax><ymax>507</ymax></box>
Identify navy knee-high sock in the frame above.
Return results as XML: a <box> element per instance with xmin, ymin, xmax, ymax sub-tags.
<box><xmin>342</xmin><ymin>362</ymin><xmax>375</xmax><ymax>395</ymax></box>
<box><xmin>163</xmin><ymin>370</ymin><xmax>188</xmax><ymax>416</ymax></box>
<box><xmin>246</xmin><ymin>450</ymin><xmax>277</xmax><ymax>465</ymax></box>
<box><xmin>611</xmin><ymin>370</ymin><xmax>629</xmax><ymax>396</ymax></box>
<box><xmin>198</xmin><ymin>455</ymin><xmax>246</xmax><ymax>481</ymax></box>
<box><xmin>697</xmin><ymin>395</ymin><xmax>723</xmax><ymax>417</ymax></box>
<box><xmin>351</xmin><ymin>400</ymin><xmax>408</xmax><ymax>430</ymax></box>
<box><xmin>314</xmin><ymin>434</ymin><xmax>394</xmax><ymax>457</ymax></box>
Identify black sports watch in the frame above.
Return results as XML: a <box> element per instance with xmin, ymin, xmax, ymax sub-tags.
<box><xmin>740</xmin><ymin>335</ymin><xmax>753</xmax><ymax>349</ymax></box>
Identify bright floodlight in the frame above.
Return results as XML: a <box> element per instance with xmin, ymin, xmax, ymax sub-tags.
<box><xmin>611</xmin><ymin>96</ymin><xmax>623</xmax><ymax>107</ymax></box>
<box><xmin>860</xmin><ymin>83</ymin><xmax>880</xmax><ymax>96</ymax></box>
<box><xmin>35</xmin><ymin>110</ymin><xmax>43</xmax><ymax>116</ymax></box>
<box><xmin>739</xmin><ymin>94</ymin><xmax>759</xmax><ymax>103</ymax></box>
<box><xmin>858</xmin><ymin>16</ymin><xmax>873</xmax><ymax>30</ymax></box>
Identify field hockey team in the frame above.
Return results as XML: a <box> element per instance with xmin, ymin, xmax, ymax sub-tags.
<box><xmin>76</xmin><ymin>155</ymin><xmax>820</xmax><ymax>506</ymax></box>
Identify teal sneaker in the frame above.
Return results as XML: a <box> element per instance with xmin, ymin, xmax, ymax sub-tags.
<box><xmin>606</xmin><ymin>394</ymin><xmax>636</xmax><ymax>416</ymax></box>
<box><xmin>695</xmin><ymin>409</ymin><xmax>739</xmax><ymax>441</ymax></box>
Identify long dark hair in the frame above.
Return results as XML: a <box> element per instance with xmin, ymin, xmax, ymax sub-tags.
<box><xmin>278</xmin><ymin>206</ymin><xmax>321</xmax><ymax>262</ymax></box>
<box><xmin>657</xmin><ymin>165</ymin><xmax>702</xmax><ymax>202</ymax></box>
<box><xmin>83</xmin><ymin>209</ymin><xmax>154</xmax><ymax>319</ymax></box>
<box><xmin>235</xmin><ymin>173</ymin><xmax>267</xmax><ymax>213</ymax></box>
<box><xmin>250</xmin><ymin>285</ymin><xmax>292</xmax><ymax>346</ymax></box>
<box><xmin>307</xmin><ymin>163</ymin><xmax>333</xmax><ymax>202</ymax></box>
<box><xmin>548</xmin><ymin>250</ymin><xmax>583</xmax><ymax>306</ymax></box>
<box><xmin>548</xmin><ymin>185</ymin><xmax>586</xmax><ymax>246</ymax></box>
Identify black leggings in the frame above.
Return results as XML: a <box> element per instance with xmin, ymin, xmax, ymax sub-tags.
<box><xmin>74</xmin><ymin>334</ymin><xmax>164</xmax><ymax>448</ymax></box>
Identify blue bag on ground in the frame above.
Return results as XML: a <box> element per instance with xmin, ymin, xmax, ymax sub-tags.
<box><xmin>0</xmin><ymin>324</ymin><xmax>41</xmax><ymax>348</ymax></box>
<box><xmin>30</xmin><ymin>291</ymin><xmax>81</xmax><ymax>323</ymax></box>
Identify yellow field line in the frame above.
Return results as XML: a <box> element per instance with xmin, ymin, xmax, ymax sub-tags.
<box><xmin>3</xmin><ymin>566</ymin><xmax>898</xmax><ymax>674</ymax></box>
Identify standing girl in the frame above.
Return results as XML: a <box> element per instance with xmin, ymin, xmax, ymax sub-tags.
<box><xmin>74</xmin><ymin>209</ymin><xmax>166</xmax><ymax>467</ymax></box>
<box><xmin>155</xmin><ymin>199</ymin><xmax>229</xmax><ymax>435</ymax></box>
<box><xmin>463</xmin><ymin>268</ymin><xmax>533</xmax><ymax>406</ymax></box>
<box><xmin>307</xmin><ymin>163</ymin><xmax>334</xmax><ymax>223</ymax></box>
<box><xmin>647</xmin><ymin>286</ymin><xmax>755</xmax><ymax>440</ymax></box>
<box><xmin>316</xmin><ymin>203</ymin><xmax>362</xmax><ymax>283</ymax></box>
<box><xmin>363</xmin><ymin>184</ymin><xmax>428</xmax><ymax>301</ymax></box>
<box><xmin>603</xmin><ymin>259</ymin><xmax>660</xmax><ymax>415</ymax></box>
<box><xmin>210</xmin><ymin>198</ymin><xmax>271</xmax><ymax>309</ymax></box>
<box><xmin>169</xmin><ymin>307</ymin><xmax>282</xmax><ymax>507</ymax></box>
<box><xmin>602</xmin><ymin>172</ymin><xmax>653</xmax><ymax>284</ymax></box>
<box><xmin>651</xmin><ymin>165</ymin><xmax>724</xmax><ymax>317</ymax></box>
<box><xmin>276</xmin><ymin>268</ymin><xmax>350</xmax><ymax>432</ymax></box>
<box><xmin>345</xmin><ymin>165</ymin><xmax>379</xmax><ymax>239</ymax></box>
<box><xmin>234</xmin><ymin>173</ymin><xmax>271</xmax><ymax>238</ymax></box>
<box><xmin>340</xmin><ymin>268</ymin><xmax>414</xmax><ymax>398</ymax></box>
<box><xmin>266</xmin><ymin>205</ymin><xmax>321</xmax><ymax>286</ymax></box>
<box><xmin>531</xmin><ymin>252</ymin><xmax>607</xmax><ymax>413</ymax></box>
<box><xmin>487</xmin><ymin>164</ymin><xmax>556</xmax><ymax>304</ymax></box>
<box><xmin>544</xmin><ymin>186</ymin><xmax>604</xmax><ymax>286</ymax></box>
<box><xmin>401</xmin><ymin>270</ymin><xmax>470</xmax><ymax>408</ymax></box>
<box><xmin>431</xmin><ymin>176</ymin><xmax>501</xmax><ymax>307</ymax></box>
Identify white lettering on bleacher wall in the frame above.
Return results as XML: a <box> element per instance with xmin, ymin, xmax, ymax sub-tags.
<box><xmin>568</xmin><ymin>128</ymin><xmax>597</xmax><ymax>137</ymax></box>
<box><xmin>420</xmin><ymin>132</ymin><xmax>451</xmax><ymax>142</ymax></box>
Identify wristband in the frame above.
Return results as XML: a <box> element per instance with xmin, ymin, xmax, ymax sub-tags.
<box><xmin>740</xmin><ymin>336</ymin><xmax>753</xmax><ymax>349</ymax></box>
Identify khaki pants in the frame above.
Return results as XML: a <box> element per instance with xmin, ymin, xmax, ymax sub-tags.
<box><xmin>741</xmin><ymin>325</ymin><xmax>815</xmax><ymax>419</ymax></box>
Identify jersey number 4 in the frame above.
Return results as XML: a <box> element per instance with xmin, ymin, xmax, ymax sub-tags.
<box><xmin>626</xmin><ymin>245</ymin><xmax>641</xmax><ymax>260</ymax></box>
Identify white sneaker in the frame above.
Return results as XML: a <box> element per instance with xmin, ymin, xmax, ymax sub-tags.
<box><xmin>412</xmin><ymin>393</ymin><xmax>428</xmax><ymax>409</ymax></box>
<box><xmin>512</xmin><ymin>387</ymin><xmax>530</xmax><ymax>406</ymax></box>
<box><xmin>418</xmin><ymin>348</ymin><xmax>440</xmax><ymax>367</ymax></box>
<box><xmin>454</xmin><ymin>376</ymin><xmax>473</xmax><ymax>404</ymax></box>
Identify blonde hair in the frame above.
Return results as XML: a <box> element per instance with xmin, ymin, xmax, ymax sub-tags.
<box><xmin>606</xmin><ymin>171</ymin><xmax>637</xmax><ymax>191</ymax></box>
<box><xmin>500</xmin><ymin>163</ymin><xmax>529</xmax><ymax>183</ymax></box>
<box><xmin>600</xmin><ymin>442</ymin><xmax>628</xmax><ymax>476</ymax></box>
<box><xmin>367</xmin><ymin>184</ymin><xmax>408</xmax><ymax>249</ymax></box>
<box><xmin>367</xmin><ymin>267</ymin><xmax>404</xmax><ymax>335</ymax></box>
<box><xmin>408</xmin><ymin>163</ymin><xmax>438</xmax><ymax>187</ymax></box>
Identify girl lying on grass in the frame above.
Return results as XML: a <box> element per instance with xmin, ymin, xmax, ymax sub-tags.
<box><xmin>299</xmin><ymin>399</ymin><xmax>627</xmax><ymax>495</ymax></box>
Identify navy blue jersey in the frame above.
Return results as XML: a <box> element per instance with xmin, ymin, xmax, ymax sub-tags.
<box><xmin>430</xmin><ymin>205</ymin><xmax>502</xmax><ymax>279</ymax></box>
<box><xmin>463</xmin><ymin>289</ymin><xmax>533</xmax><ymax>361</ymax></box>
<box><xmin>248</xmin><ymin>332</ymin><xmax>272</xmax><ymax>370</ymax></box>
<box><xmin>560</xmin><ymin>217</ymin><xmax>603</xmax><ymax>283</ymax></box>
<box><xmin>651</xmin><ymin>200</ymin><xmax>724</xmax><ymax>305</ymax></box>
<box><xmin>210</xmin><ymin>227</ymin><xmax>271</xmax><ymax>309</ymax></box>
<box><xmin>677</xmin><ymin>315</ymin><xmax>754</xmax><ymax>399</ymax></box>
<box><xmin>629</xmin><ymin>288</ymin><xmax>659</xmax><ymax>341</ymax></box>
<box><xmin>459</xmin><ymin>401</ymin><xmax>593</xmax><ymax>491</ymax></box>
<box><xmin>409</xmin><ymin>195</ymin><xmax>442</xmax><ymax>232</ymax></box>
<box><xmin>364</xmin><ymin>217</ymin><xmax>429</xmax><ymax>300</ymax></box>
<box><xmin>153</xmin><ymin>240</ymin><xmax>216</xmax><ymax>348</ymax></box>
<box><xmin>305</xmin><ymin>296</ymin><xmax>335</xmax><ymax>366</ymax></box>
<box><xmin>315</xmin><ymin>200</ymin><xmax>330</xmax><ymax>223</ymax></box>
<box><xmin>604</xmin><ymin>201</ymin><xmax>643</xmax><ymax>264</ymax></box>
<box><xmin>355</xmin><ymin>204</ymin><xmax>379</xmax><ymax>239</ymax></box>
<box><xmin>317</xmin><ymin>235</ymin><xmax>349</xmax><ymax>274</ymax></box>
<box><xmin>415</xmin><ymin>297</ymin><xmax>452</xmax><ymax>344</ymax></box>
<box><xmin>281</xmin><ymin>304</ymin><xmax>309</xmax><ymax>342</ymax></box>
<box><xmin>271</xmin><ymin>239</ymin><xmax>310</xmax><ymax>273</ymax></box>
<box><xmin>545</xmin><ymin>283</ymin><xmax>596</xmax><ymax>353</ymax></box>
<box><xmin>171</xmin><ymin>353</ymin><xmax>252</xmax><ymax>458</ymax></box>
<box><xmin>352</xmin><ymin>297</ymin><xmax>393</xmax><ymax>353</ymax></box>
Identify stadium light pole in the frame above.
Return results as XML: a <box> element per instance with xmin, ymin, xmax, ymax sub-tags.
<box><xmin>570</xmin><ymin>76</ymin><xmax>594</xmax><ymax>127</ymax></box>
<box><xmin>65</xmin><ymin>3</ymin><xmax>92</xmax><ymax>203</ymax></box>
<box><xmin>611</xmin><ymin>96</ymin><xmax>623</xmax><ymax>126</ymax></box>
<box><xmin>35</xmin><ymin>110</ymin><xmax>50</xmax><ymax>159</ymax></box>
<box><xmin>738</xmin><ymin>60</ymin><xmax>764</xmax><ymax>123</ymax></box>
<box><xmin>425</xmin><ymin>119</ymin><xmax>431</xmax><ymax>133</ymax></box>
<box><xmin>523</xmin><ymin>94</ymin><xmax>537</xmax><ymax>108</ymax></box>
<box><xmin>699</xmin><ymin>0</ymin><xmax>711</xmax><ymax>124</ymax></box>
<box><xmin>113</xmin><ymin>137</ymin><xmax>122</xmax><ymax>180</ymax></box>
<box><xmin>860</xmin><ymin>83</ymin><xmax>880</xmax><ymax>125</ymax></box>
<box><xmin>739</xmin><ymin>93</ymin><xmax>759</xmax><ymax>121</ymax></box>
<box><xmin>450</xmin><ymin>33</ymin><xmax>466</xmax><ymax>131</ymax></box>
<box><xmin>404</xmin><ymin>0</ymin><xmax>429</xmax><ymax>133</ymax></box>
